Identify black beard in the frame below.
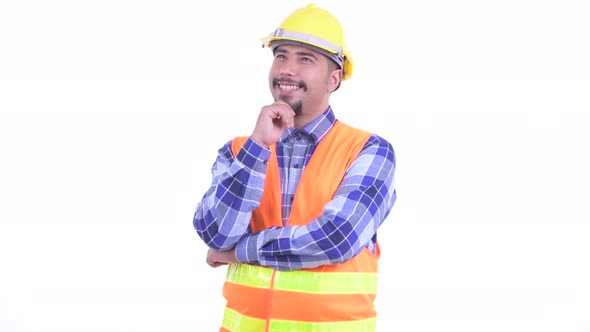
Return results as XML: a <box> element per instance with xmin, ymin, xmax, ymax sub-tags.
<box><xmin>291</xmin><ymin>101</ymin><xmax>303</xmax><ymax>116</ymax></box>
<box><xmin>272</xmin><ymin>78</ymin><xmax>306</xmax><ymax>116</ymax></box>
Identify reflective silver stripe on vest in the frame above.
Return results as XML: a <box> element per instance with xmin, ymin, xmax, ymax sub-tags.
<box><xmin>226</xmin><ymin>263</ymin><xmax>378</xmax><ymax>294</ymax></box>
<box><xmin>222</xmin><ymin>307</ymin><xmax>377</xmax><ymax>332</ymax></box>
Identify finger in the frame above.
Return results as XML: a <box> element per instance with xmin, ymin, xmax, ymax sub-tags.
<box><xmin>279</xmin><ymin>110</ymin><xmax>295</xmax><ymax>127</ymax></box>
<box><xmin>272</xmin><ymin>110</ymin><xmax>289</xmax><ymax>123</ymax></box>
<box><xmin>273</xmin><ymin>100</ymin><xmax>294</xmax><ymax>115</ymax></box>
<box><xmin>211</xmin><ymin>261</ymin><xmax>227</xmax><ymax>268</ymax></box>
<box><xmin>270</xmin><ymin>109</ymin><xmax>286</xmax><ymax>122</ymax></box>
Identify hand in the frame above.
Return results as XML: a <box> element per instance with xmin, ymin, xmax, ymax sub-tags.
<box><xmin>250</xmin><ymin>100</ymin><xmax>296</xmax><ymax>148</ymax></box>
<box><xmin>206</xmin><ymin>247</ymin><xmax>239</xmax><ymax>268</ymax></box>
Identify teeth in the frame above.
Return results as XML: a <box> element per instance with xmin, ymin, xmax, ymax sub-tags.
<box><xmin>279</xmin><ymin>84</ymin><xmax>299</xmax><ymax>91</ymax></box>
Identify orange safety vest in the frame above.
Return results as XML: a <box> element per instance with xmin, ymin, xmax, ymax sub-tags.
<box><xmin>222</xmin><ymin>121</ymin><xmax>379</xmax><ymax>332</ymax></box>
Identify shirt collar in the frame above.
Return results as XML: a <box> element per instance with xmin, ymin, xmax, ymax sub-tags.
<box><xmin>280</xmin><ymin>106</ymin><xmax>336</xmax><ymax>145</ymax></box>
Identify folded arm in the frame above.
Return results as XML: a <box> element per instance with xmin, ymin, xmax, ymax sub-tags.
<box><xmin>193</xmin><ymin>138</ymin><xmax>270</xmax><ymax>250</ymax></box>
<box><xmin>235</xmin><ymin>135</ymin><xmax>397</xmax><ymax>271</ymax></box>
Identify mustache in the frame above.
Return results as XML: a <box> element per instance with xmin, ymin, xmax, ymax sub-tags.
<box><xmin>272</xmin><ymin>78</ymin><xmax>307</xmax><ymax>91</ymax></box>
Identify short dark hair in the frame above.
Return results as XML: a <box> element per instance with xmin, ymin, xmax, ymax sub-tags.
<box><xmin>327</xmin><ymin>58</ymin><xmax>342</xmax><ymax>92</ymax></box>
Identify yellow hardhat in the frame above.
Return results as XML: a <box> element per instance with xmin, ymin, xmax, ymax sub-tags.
<box><xmin>261</xmin><ymin>3</ymin><xmax>354</xmax><ymax>80</ymax></box>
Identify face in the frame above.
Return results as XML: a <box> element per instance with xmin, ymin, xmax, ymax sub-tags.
<box><xmin>269</xmin><ymin>44</ymin><xmax>341</xmax><ymax>117</ymax></box>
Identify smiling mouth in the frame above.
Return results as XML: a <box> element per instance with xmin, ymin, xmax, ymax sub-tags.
<box><xmin>278</xmin><ymin>83</ymin><xmax>300</xmax><ymax>91</ymax></box>
<box><xmin>273</xmin><ymin>79</ymin><xmax>306</xmax><ymax>92</ymax></box>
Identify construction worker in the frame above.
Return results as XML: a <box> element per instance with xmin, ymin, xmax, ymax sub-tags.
<box><xmin>192</xmin><ymin>4</ymin><xmax>397</xmax><ymax>331</ymax></box>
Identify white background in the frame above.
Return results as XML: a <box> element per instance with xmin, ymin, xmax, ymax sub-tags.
<box><xmin>1</xmin><ymin>1</ymin><xmax>589</xmax><ymax>331</ymax></box>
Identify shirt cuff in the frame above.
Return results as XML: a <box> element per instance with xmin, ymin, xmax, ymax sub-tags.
<box><xmin>235</xmin><ymin>233</ymin><xmax>261</xmax><ymax>265</ymax></box>
<box><xmin>235</xmin><ymin>138</ymin><xmax>272</xmax><ymax>174</ymax></box>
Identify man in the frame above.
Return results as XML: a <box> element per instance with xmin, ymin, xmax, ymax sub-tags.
<box><xmin>193</xmin><ymin>4</ymin><xmax>396</xmax><ymax>331</ymax></box>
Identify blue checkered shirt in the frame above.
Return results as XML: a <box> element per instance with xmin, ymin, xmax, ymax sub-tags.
<box><xmin>193</xmin><ymin>107</ymin><xmax>396</xmax><ymax>271</ymax></box>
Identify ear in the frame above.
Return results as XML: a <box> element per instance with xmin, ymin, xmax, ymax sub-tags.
<box><xmin>328</xmin><ymin>69</ymin><xmax>342</xmax><ymax>93</ymax></box>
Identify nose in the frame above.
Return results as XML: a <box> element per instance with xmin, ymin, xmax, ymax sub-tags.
<box><xmin>279</xmin><ymin>58</ymin><xmax>296</xmax><ymax>77</ymax></box>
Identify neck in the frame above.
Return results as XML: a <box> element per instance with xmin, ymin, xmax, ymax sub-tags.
<box><xmin>294</xmin><ymin>102</ymin><xmax>329</xmax><ymax>130</ymax></box>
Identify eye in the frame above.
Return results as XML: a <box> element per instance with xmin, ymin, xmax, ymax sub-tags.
<box><xmin>301</xmin><ymin>56</ymin><xmax>313</xmax><ymax>63</ymax></box>
<box><xmin>275</xmin><ymin>54</ymin><xmax>286</xmax><ymax>60</ymax></box>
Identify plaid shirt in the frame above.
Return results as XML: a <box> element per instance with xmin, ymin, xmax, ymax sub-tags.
<box><xmin>193</xmin><ymin>107</ymin><xmax>396</xmax><ymax>271</ymax></box>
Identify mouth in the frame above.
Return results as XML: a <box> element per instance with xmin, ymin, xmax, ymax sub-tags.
<box><xmin>273</xmin><ymin>79</ymin><xmax>306</xmax><ymax>92</ymax></box>
<box><xmin>278</xmin><ymin>83</ymin><xmax>300</xmax><ymax>91</ymax></box>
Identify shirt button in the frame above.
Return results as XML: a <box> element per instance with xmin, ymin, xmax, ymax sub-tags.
<box><xmin>263</xmin><ymin>159</ymin><xmax>268</xmax><ymax>165</ymax></box>
<box><xmin>293</xmin><ymin>163</ymin><xmax>299</xmax><ymax>168</ymax></box>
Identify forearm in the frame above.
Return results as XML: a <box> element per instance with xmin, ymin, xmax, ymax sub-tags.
<box><xmin>234</xmin><ymin>214</ymin><xmax>369</xmax><ymax>271</ymax></box>
<box><xmin>235</xmin><ymin>135</ymin><xmax>396</xmax><ymax>270</ymax></box>
<box><xmin>234</xmin><ymin>188</ymin><xmax>393</xmax><ymax>270</ymax></box>
<box><xmin>193</xmin><ymin>139</ymin><xmax>271</xmax><ymax>250</ymax></box>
